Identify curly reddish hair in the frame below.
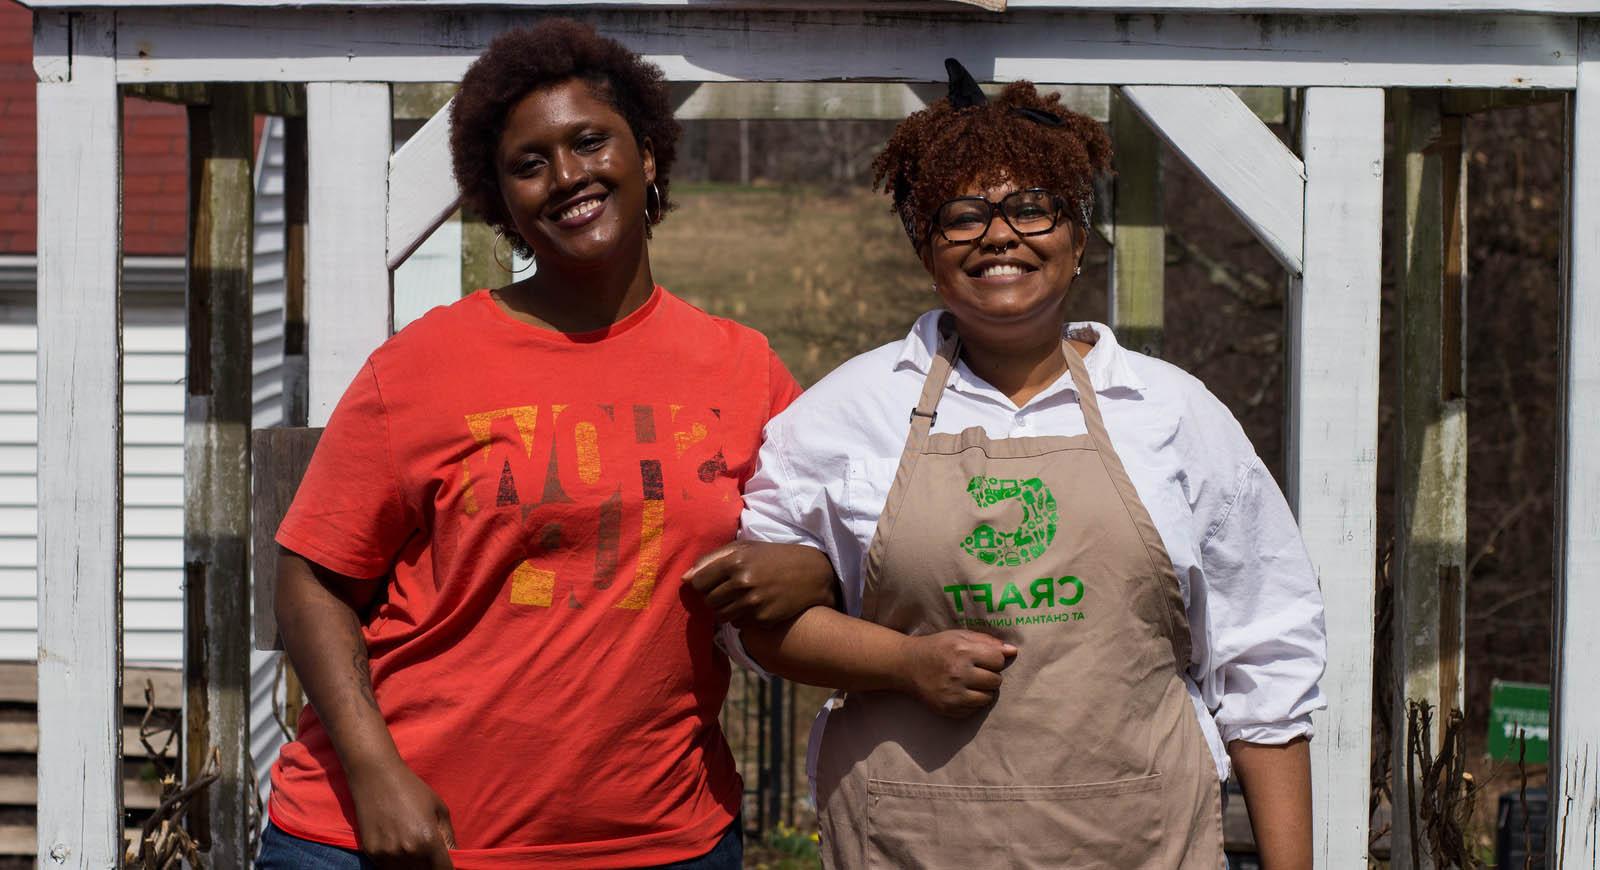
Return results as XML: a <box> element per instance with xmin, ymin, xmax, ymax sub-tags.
<box><xmin>450</xmin><ymin>20</ymin><xmax>681</xmax><ymax>254</ymax></box>
<box><xmin>872</xmin><ymin>81</ymin><xmax>1113</xmax><ymax>249</ymax></box>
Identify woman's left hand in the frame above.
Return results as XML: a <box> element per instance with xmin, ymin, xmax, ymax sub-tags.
<box><xmin>683</xmin><ymin>541</ymin><xmax>839</xmax><ymax>627</ymax></box>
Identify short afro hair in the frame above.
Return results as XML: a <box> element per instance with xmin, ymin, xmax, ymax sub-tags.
<box><xmin>450</xmin><ymin>19</ymin><xmax>681</xmax><ymax>254</ymax></box>
<box><xmin>872</xmin><ymin>81</ymin><xmax>1113</xmax><ymax>249</ymax></box>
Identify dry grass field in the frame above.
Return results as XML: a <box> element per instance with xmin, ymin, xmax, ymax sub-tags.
<box><xmin>653</xmin><ymin>182</ymin><xmax>964</xmax><ymax>386</ymax></box>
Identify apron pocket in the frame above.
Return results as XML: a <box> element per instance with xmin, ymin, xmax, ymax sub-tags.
<box><xmin>864</xmin><ymin>774</ymin><xmax>1165</xmax><ymax>869</ymax></box>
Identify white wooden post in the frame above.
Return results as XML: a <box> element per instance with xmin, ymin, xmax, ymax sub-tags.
<box><xmin>1552</xmin><ymin>19</ymin><xmax>1600</xmax><ymax>866</ymax></box>
<box><xmin>306</xmin><ymin>82</ymin><xmax>393</xmax><ymax>425</ymax></box>
<box><xmin>33</xmin><ymin>11</ymin><xmax>125</xmax><ymax>867</ymax></box>
<box><xmin>1288</xmin><ymin>87</ymin><xmax>1385</xmax><ymax>870</ymax></box>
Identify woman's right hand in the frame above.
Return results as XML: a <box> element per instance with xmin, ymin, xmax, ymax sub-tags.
<box><xmin>898</xmin><ymin>630</ymin><xmax>1017</xmax><ymax>718</ymax></box>
<box><xmin>348</xmin><ymin>757</ymin><xmax>457</xmax><ymax>869</ymax></box>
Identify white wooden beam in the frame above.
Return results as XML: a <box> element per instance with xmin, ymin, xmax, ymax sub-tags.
<box><xmin>307</xmin><ymin>83</ymin><xmax>392</xmax><ymax>425</ymax></box>
<box><xmin>388</xmin><ymin>96</ymin><xmax>458</xmax><ymax>271</ymax></box>
<box><xmin>17</xmin><ymin>0</ymin><xmax>1600</xmax><ymax>13</ymax></box>
<box><xmin>34</xmin><ymin>11</ymin><xmax>124</xmax><ymax>868</ymax></box>
<box><xmin>1287</xmin><ymin>86</ymin><xmax>1384</xmax><ymax>870</ymax></box>
<box><xmin>1119</xmin><ymin>85</ymin><xmax>1305</xmax><ymax>274</ymax></box>
<box><xmin>112</xmin><ymin>9</ymin><xmax>1578</xmax><ymax>89</ymax></box>
<box><xmin>1552</xmin><ymin>18</ymin><xmax>1600</xmax><ymax>866</ymax></box>
<box><xmin>671</xmin><ymin>81</ymin><xmax>954</xmax><ymax>120</ymax></box>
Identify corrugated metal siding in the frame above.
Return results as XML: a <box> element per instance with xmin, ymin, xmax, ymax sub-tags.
<box><xmin>248</xmin><ymin>117</ymin><xmax>290</xmax><ymax>807</ymax></box>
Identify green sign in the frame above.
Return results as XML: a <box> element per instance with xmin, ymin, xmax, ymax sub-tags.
<box><xmin>1488</xmin><ymin>680</ymin><xmax>1550</xmax><ymax>764</ymax></box>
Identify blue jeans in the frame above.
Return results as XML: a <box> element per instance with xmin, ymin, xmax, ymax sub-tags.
<box><xmin>254</xmin><ymin>821</ymin><xmax>742</xmax><ymax>869</ymax></box>
<box><xmin>255</xmin><ymin>825</ymin><xmax>373</xmax><ymax>870</ymax></box>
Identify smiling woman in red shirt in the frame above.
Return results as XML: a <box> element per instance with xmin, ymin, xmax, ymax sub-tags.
<box><xmin>256</xmin><ymin>21</ymin><xmax>835</xmax><ymax>870</ymax></box>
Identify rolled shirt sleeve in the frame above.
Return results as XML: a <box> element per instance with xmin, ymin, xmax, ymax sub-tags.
<box><xmin>1196</xmin><ymin>455</ymin><xmax>1328</xmax><ymax>746</ymax></box>
<box><xmin>718</xmin><ymin>413</ymin><xmax>833</xmax><ymax>679</ymax></box>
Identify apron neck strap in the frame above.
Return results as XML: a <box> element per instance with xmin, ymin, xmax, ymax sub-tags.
<box><xmin>909</xmin><ymin>322</ymin><xmax>961</xmax><ymax>442</ymax></box>
<box><xmin>1060</xmin><ymin>339</ymin><xmax>1114</xmax><ymax>450</ymax></box>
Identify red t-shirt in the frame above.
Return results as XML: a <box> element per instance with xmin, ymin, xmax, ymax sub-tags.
<box><xmin>270</xmin><ymin>287</ymin><xmax>801</xmax><ymax>867</ymax></box>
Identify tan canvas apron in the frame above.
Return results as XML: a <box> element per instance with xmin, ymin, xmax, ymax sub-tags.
<box><xmin>815</xmin><ymin>325</ymin><xmax>1223</xmax><ymax>869</ymax></box>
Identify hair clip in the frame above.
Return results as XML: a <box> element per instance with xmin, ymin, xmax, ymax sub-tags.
<box><xmin>945</xmin><ymin>58</ymin><xmax>988</xmax><ymax>109</ymax></box>
<box><xmin>1012</xmin><ymin>106</ymin><xmax>1064</xmax><ymax>127</ymax></box>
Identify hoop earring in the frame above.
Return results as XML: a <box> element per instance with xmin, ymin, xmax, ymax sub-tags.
<box><xmin>493</xmin><ymin>231</ymin><xmax>535</xmax><ymax>275</ymax></box>
<box><xmin>645</xmin><ymin>182</ymin><xmax>663</xmax><ymax>224</ymax></box>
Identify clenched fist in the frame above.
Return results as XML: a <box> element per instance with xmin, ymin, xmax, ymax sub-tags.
<box><xmin>349</xmin><ymin>758</ymin><xmax>457</xmax><ymax>869</ymax></box>
<box><xmin>897</xmin><ymin>630</ymin><xmax>1017</xmax><ymax>718</ymax></box>
<box><xmin>683</xmin><ymin>540</ymin><xmax>839</xmax><ymax>626</ymax></box>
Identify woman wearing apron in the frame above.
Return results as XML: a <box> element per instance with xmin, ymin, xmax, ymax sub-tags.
<box><xmin>732</xmin><ymin>63</ymin><xmax>1327</xmax><ymax>868</ymax></box>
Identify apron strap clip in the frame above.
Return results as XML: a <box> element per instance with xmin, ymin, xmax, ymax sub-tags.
<box><xmin>909</xmin><ymin>408</ymin><xmax>938</xmax><ymax>425</ymax></box>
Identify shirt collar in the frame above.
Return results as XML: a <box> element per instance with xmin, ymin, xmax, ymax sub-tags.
<box><xmin>893</xmin><ymin>309</ymin><xmax>1149</xmax><ymax>400</ymax></box>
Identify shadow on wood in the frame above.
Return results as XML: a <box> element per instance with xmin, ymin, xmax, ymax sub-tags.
<box><xmin>252</xmin><ymin>427</ymin><xmax>324</xmax><ymax>651</ymax></box>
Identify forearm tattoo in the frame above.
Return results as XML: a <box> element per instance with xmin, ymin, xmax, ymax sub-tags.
<box><xmin>353</xmin><ymin>647</ymin><xmax>380</xmax><ymax>711</ymax></box>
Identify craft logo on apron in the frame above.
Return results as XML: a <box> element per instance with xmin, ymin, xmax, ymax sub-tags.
<box><xmin>951</xmin><ymin>475</ymin><xmax>1085</xmax><ymax>628</ymax></box>
<box><xmin>960</xmin><ymin>475</ymin><xmax>1057</xmax><ymax>565</ymax></box>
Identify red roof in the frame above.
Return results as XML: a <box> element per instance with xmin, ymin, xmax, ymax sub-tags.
<box><xmin>1</xmin><ymin>0</ymin><xmax>190</xmax><ymax>256</ymax></box>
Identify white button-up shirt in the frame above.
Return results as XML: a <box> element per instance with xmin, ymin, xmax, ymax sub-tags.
<box><xmin>730</xmin><ymin>311</ymin><xmax>1328</xmax><ymax>782</ymax></box>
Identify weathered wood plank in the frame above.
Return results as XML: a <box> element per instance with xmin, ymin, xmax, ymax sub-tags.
<box><xmin>388</xmin><ymin>96</ymin><xmax>458</xmax><ymax>271</ymax></box>
<box><xmin>306</xmin><ymin>82</ymin><xmax>392</xmax><ymax>425</ymax></box>
<box><xmin>392</xmin><ymin>82</ymin><xmax>456</xmax><ymax>121</ymax></box>
<box><xmin>0</xmin><ymin>722</ymin><xmax>176</xmax><ymax>759</ymax></box>
<box><xmin>0</xmin><ymin>662</ymin><xmax>181</xmax><ymax>709</ymax></box>
<box><xmin>251</xmin><ymin>428</ymin><xmax>323</xmax><ymax>652</ymax></box>
<box><xmin>1108</xmin><ymin>90</ymin><xmax>1164</xmax><ymax>358</ymax></box>
<box><xmin>33</xmin><ymin>11</ymin><xmax>124</xmax><ymax>868</ymax></box>
<box><xmin>0</xmin><ymin>774</ymin><xmax>162</xmax><ymax>813</ymax></box>
<box><xmin>1288</xmin><ymin>86</ymin><xmax>1384</xmax><ymax>870</ymax></box>
<box><xmin>123</xmin><ymin>82</ymin><xmax>307</xmax><ymax>116</ymax></box>
<box><xmin>0</xmin><ymin>826</ymin><xmax>144</xmax><ymax>859</ymax></box>
<box><xmin>1552</xmin><ymin>19</ymin><xmax>1600</xmax><ymax>867</ymax></box>
<box><xmin>1120</xmin><ymin>85</ymin><xmax>1305</xmax><ymax>273</ymax></box>
<box><xmin>183</xmin><ymin>84</ymin><xmax>255</xmax><ymax>866</ymax></box>
<box><xmin>673</xmin><ymin>81</ymin><xmax>935</xmax><ymax>120</ymax></box>
<box><xmin>20</xmin><ymin>0</ymin><xmax>1600</xmax><ymax>13</ymax></box>
<box><xmin>1389</xmin><ymin>88</ymin><xmax>1469</xmax><ymax>870</ymax></box>
<box><xmin>30</xmin><ymin>11</ymin><xmax>68</xmax><ymax>83</ymax></box>
<box><xmin>673</xmin><ymin>81</ymin><xmax>1113</xmax><ymax>120</ymax></box>
<box><xmin>111</xmin><ymin>9</ymin><xmax>1579</xmax><ymax>89</ymax></box>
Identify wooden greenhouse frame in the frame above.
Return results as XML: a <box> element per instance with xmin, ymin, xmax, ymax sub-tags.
<box><xmin>18</xmin><ymin>1</ymin><xmax>1600</xmax><ymax>867</ymax></box>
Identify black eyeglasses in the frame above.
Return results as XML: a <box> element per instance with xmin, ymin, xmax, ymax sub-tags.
<box><xmin>932</xmin><ymin>188</ymin><xmax>1068</xmax><ymax>245</ymax></box>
